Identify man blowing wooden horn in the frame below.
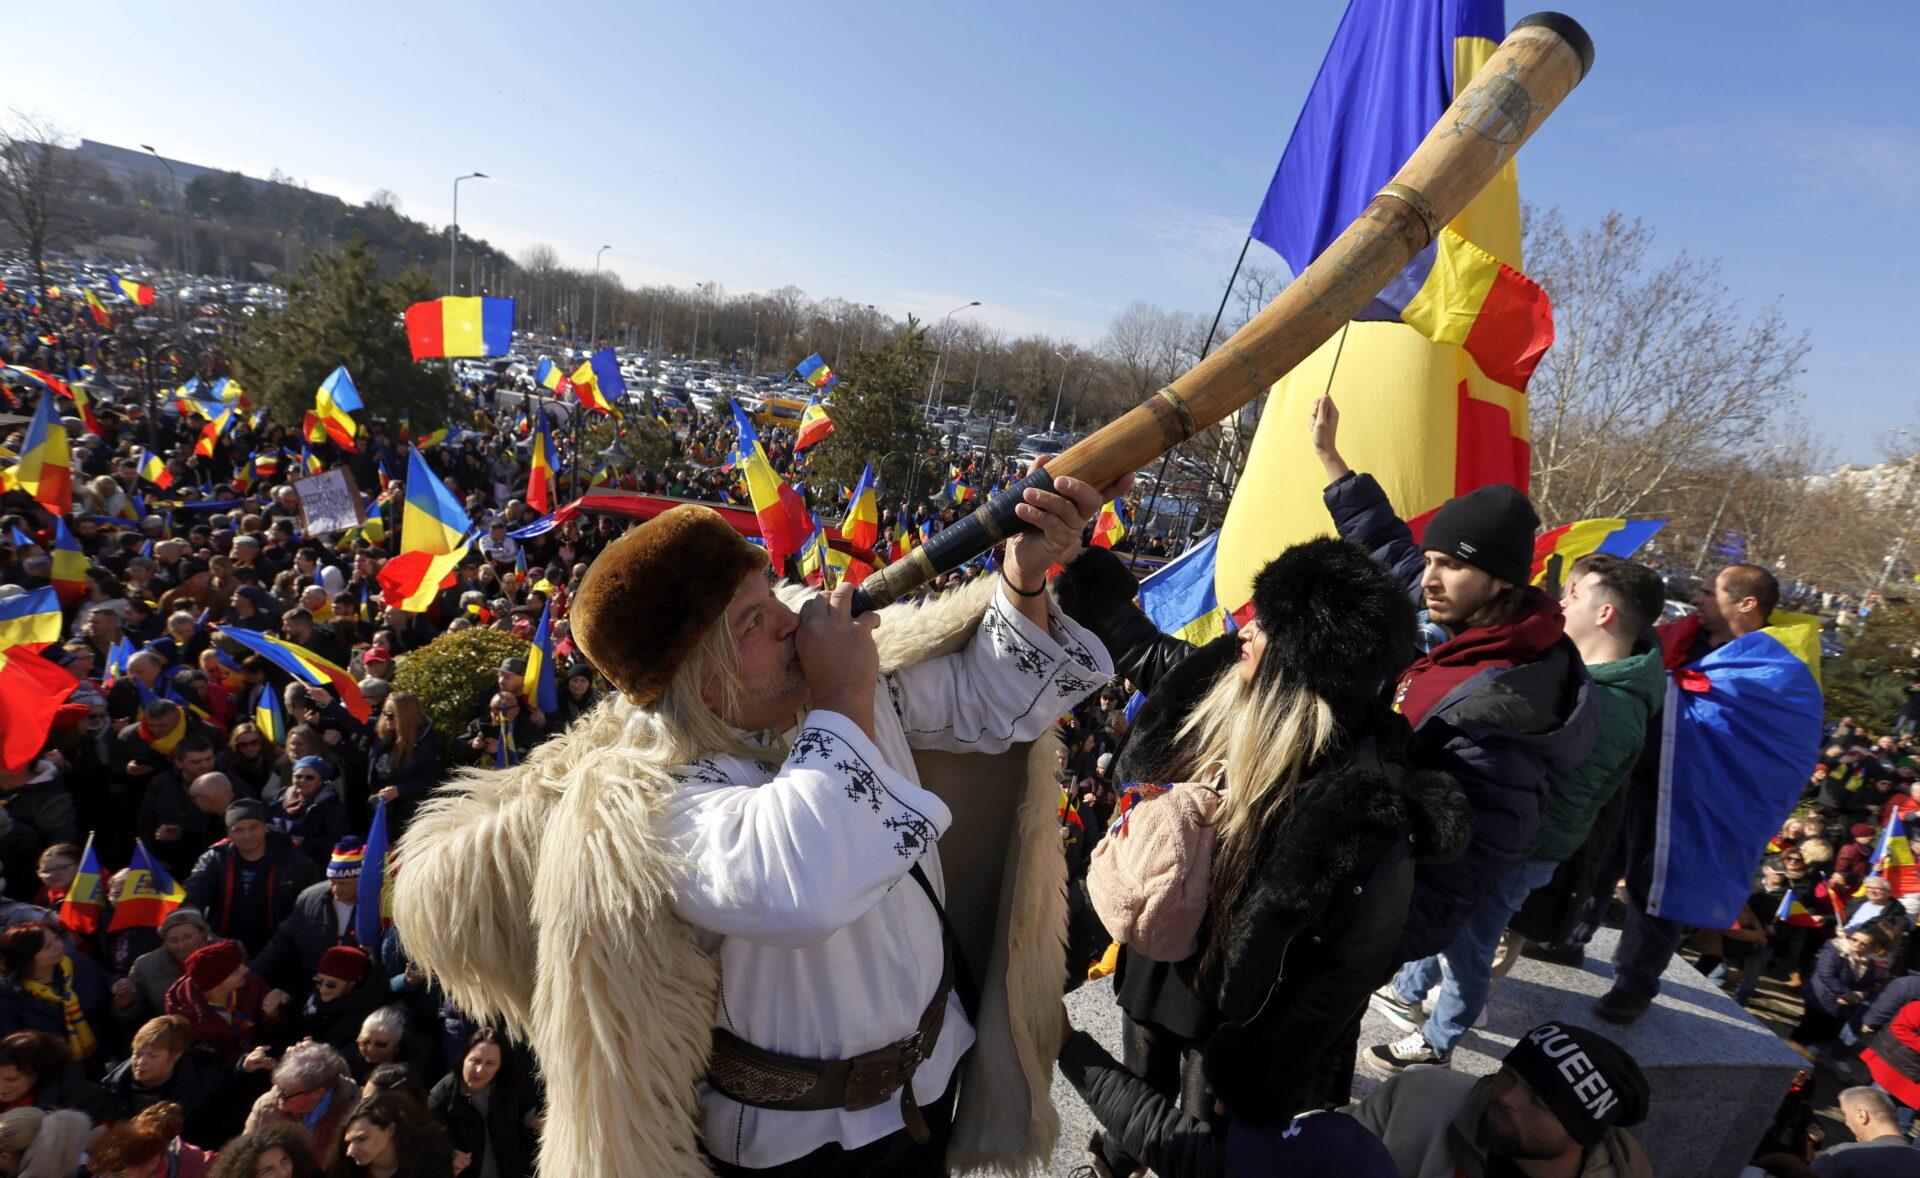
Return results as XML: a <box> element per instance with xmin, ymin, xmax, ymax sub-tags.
<box><xmin>392</xmin><ymin>466</ymin><xmax>1125</xmax><ymax>1177</ymax></box>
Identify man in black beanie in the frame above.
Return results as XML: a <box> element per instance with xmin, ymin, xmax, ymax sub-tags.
<box><xmin>1312</xmin><ymin>394</ymin><xmax>1597</xmax><ymax>1067</ymax></box>
<box><xmin>1348</xmin><ymin>1020</ymin><xmax>1653</xmax><ymax>1177</ymax></box>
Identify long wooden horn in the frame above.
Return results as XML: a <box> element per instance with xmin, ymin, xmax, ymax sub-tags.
<box><xmin>852</xmin><ymin>12</ymin><xmax>1593</xmax><ymax>613</ymax></box>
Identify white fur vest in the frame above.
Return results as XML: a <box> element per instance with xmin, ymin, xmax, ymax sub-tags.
<box><xmin>392</xmin><ymin>577</ymin><xmax>1072</xmax><ymax>1176</ymax></box>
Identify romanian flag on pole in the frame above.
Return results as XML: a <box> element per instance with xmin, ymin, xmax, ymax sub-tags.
<box><xmin>727</xmin><ymin>400</ymin><xmax>812</xmax><ymax>572</ymax></box>
<box><xmin>377</xmin><ymin>448</ymin><xmax>471</xmax><ymax>613</ymax></box>
<box><xmin>796</xmin><ymin>353</ymin><xmax>839</xmax><ymax>392</ymax></box>
<box><xmin>195</xmin><ymin>406</ymin><xmax>236</xmax><ymax>459</ymax></box>
<box><xmin>313</xmin><ymin>366</ymin><xmax>361</xmax><ymax>452</ymax></box>
<box><xmin>1139</xmin><ymin>532</ymin><xmax>1230</xmax><ymax>647</ymax></box>
<box><xmin>1090</xmin><ymin>500</ymin><xmax>1131</xmax><ymax>549</ymax></box>
<box><xmin>1221</xmin><ymin>0</ymin><xmax>1541</xmax><ymax>615</ymax></box>
<box><xmin>1530</xmin><ymin>518</ymin><xmax>1668</xmax><ymax>587</ymax></box>
<box><xmin>536</xmin><ymin>357</ymin><xmax>572</xmax><ymax>397</ymax></box>
<box><xmin>112</xmin><ymin>276</ymin><xmax>156</xmax><ymax>306</ymax></box>
<box><xmin>135</xmin><ymin>448</ymin><xmax>175</xmax><ymax>490</ymax></box>
<box><xmin>589</xmin><ymin>349</ymin><xmax>627</xmax><ymax>407</ymax></box>
<box><xmin>1775</xmin><ymin>888</ymin><xmax>1824</xmax><ymax>930</ymax></box>
<box><xmin>58</xmin><ymin>835</ymin><xmax>107</xmax><ymax>935</ymax></box>
<box><xmin>794</xmin><ymin>396</ymin><xmax>835</xmax><ymax>451</ymax></box>
<box><xmin>255</xmin><ymin>684</ymin><xmax>287</xmax><ymax>743</ymax></box>
<box><xmin>48</xmin><ymin>517</ymin><xmax>87</xmax><ymax>609</ymax></box>
<box><xmin>216</xmin><ymin>625</ymin><xmax>371</xmax><ymax>722</ymax></box>
<box><xmin>85</xmin><ymin>290</ymin><xmax>114</xmax><ymax>328</ymax></box>
<box><xmin>525</xmin><ymin>601</ymin><xmax>559</xmax><ymax>715</ymax></box>
<box><xmin>404</xmin><ymin>296</ymin><xmax>515</xmax><ymax>360</ymax></box>
<box><xmin>570</xmin><ymin>359</ymin><xmax>611</xmax><ymax>414</ymax></box>
<box><xmin>526</xmin><ymin>414</ymin><xmax>557</xmax><ymax>514</ymax></box>
<box><xmin>107</xmin><ymin>840</ymin><xmax>187</xmax><ymax>931</ymax></box>
<box><xmin>1873</xmin><ymin>819</ymin><xmax>1920</xmax><ymax>898</ymax></box>
<box><xmin>15</xmin><ymin>389</ymin><xmax>72</xmax><ymax>515</ymax></box>
<box><xmin>841</xmin><ymin>463</ymin><xmax>880</xmax><ymax>551</ymax></box>
<box><xmin>67</xmin><ymin>382</ymin><xmax>103</xmax><ymax>437</ymax></box>
<box><xmin>356</xmin><ymin>801</ymin><xmax>393</xmax><ymax>949</ymax></box>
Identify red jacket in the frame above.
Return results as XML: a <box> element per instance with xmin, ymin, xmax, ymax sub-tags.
<box><xmin>1864</xmin><ymin>999</ymin><xmax>1920</xmax><ymax>1109</ymax></box>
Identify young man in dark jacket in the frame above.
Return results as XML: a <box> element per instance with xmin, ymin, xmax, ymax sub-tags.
<box><xmin>1367</xmin><ymin>553</ymin><xmax>1667</xmax><ymax>1072</ymax></box>
<box><xmin>1311</xmin><ymin>394</ymin><xmax>1597</xmax><ymax>970</ymax></box>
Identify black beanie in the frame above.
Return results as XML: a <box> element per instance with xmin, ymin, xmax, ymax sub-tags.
<box><xmin>1421</xmin><ymin>482</ymin><xmax>1539</xmax><ymax>587</ymax></box>
<box><xmin>1504</xmin><ymin>1022</ymin><xmax>1650</xmax><ymax>1147</ymax></box>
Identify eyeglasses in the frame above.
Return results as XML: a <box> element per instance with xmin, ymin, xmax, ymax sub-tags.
<box><xmin>274</xmin><ymin>1084</ymin><xmax>320</xmax><ymax>1105</ymax></box>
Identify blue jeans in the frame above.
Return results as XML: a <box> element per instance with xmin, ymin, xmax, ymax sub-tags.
<box><xmin>1394</xmin><ymin>857</ymin><xmax>1560</xmax><ymax>1055</ymax></box>
<box><xmin>1610</xmin><ymin>887</ymin><xmax>1688</xmax><ymax>1001</ymax></box>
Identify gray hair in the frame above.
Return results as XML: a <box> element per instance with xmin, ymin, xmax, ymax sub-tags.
<box><xmin>272</xmin><ymin>1041</ymin><xmax>349</xmax><ymax>1091</ymax></box>
<box><xmin>361</xmin><ymin>1005</ymin><xmax>407</xmax><ymax>1040</ymax></box>
<box><xmin>1839</xmin><ymin>1085</ymin><xmax>1899</xmax><ymax>1122</ymax></box>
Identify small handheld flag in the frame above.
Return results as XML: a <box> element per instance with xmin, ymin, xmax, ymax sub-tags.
<box><xmin>356</xmin><ymin>801</ymin><xmax>392</xmax><ymax>949</ymax></box>
<box><xmin>795</xmin><ymin>353</ymin><xmax>839</xmax><ymax>392</ymax></box>
<box><xmin>58</xmin><ymin>834</ymin><xmax>107</xmax><ymax>934</ymax></box>
<box><xmin>106</xmin><ymin>840</ymin><xmax>187</xmax><ymax>931</ymax></box>
<box><xmin>255</xmin><ymin>685</ymin><xmax>287</xmax><ymax>743</ymax></box>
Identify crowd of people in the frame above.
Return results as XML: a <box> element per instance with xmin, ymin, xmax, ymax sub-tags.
<box><xmin>0</xmin><ymin>271</ymin><xmax>1893</xmax><ymax>1178</ymax></box>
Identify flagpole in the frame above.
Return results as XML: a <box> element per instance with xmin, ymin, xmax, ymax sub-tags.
<box><xmin>1140</xmin><ymin>236</ymin><xmax>1249</xmax><ymax>536</ymax></box>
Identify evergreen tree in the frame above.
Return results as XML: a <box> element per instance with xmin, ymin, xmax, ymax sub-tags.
<box><xmin>1824</xmin><ymin>595</ymin><xmax>1920</xmax><ymax>729</ymax></box>
<box><xmin>231</xmin><ymin>237</ymin><xmax>457</xmax><ymax>431</ymax></box>
<box><xmin>807</xmin><ymin>319</ymin><xmax>937</xmax><ymax>503</ymax></box>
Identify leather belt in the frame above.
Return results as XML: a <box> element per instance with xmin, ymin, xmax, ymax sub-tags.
<box><xmin>705</xmin><ymin>864</ymin><xmax>962</xmax><ymax>1144</ymax></box>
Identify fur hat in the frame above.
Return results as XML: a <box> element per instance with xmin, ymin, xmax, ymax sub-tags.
<box><xmin>1248</xmin><ymin>537</ymin><xmax>1416</xmax><ymax>713</ymax></box>
<box><xmin>569</xmin><ymin>505</ymin><xmax>767</xmax><ymax>707</ymax></box>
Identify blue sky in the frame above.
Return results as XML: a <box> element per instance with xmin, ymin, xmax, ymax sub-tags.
<box><xmin>9</xmin><ymin>1</ymin><xmax>1914</xmax><ymax>463</ymax></box>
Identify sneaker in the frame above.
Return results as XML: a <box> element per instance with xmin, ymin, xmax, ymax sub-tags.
<box><xmin>1592</xmin><ymin>987</ymin><xmax>1652</xmax><ymax>1025</ymax></box>
<box><xmin>1364</xmin><ymin>1030</ymin><xmax>1450</xmax><ymax>1076</ymax></box>
<box><xmin>1369</xmin><ymin>983</ymin><xmax>1423</xmax><ymax>1031</ymax></box>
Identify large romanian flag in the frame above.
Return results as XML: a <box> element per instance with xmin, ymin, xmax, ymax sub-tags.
<box><xmin>215</xmin><ymin>625</ymin><xmax>371</xmax><ymax>722</ymax></box>
<box><xmin>112</xmin><ymin>276</ymin><xmax>156</xmax><ymax>306</ymax></box>
<box><xmin>526</xmin><ymin>414</ymin><xmax>557</xmax><ymax>514</ymax></box>
<box><xmin>1643</xmin><ymin>612</ymin><xmax>1823</xmax><ymax>930</ymax></box>
<box><xmin>15</xmin><ymin>389</ymin><xmax>71</xmax><ymax>515</ymax></box>
<box><xmin>1219</xmin><ymin>0</ymin><xmax>1544</xmax><ymax>615</ymax></box>
<box><xmin>107</xmin><ymin>840</ymin><xmax>187</xmax><ymax>931</ymax></box>
<box><xmin>404</xmin><ymin>296</ymin><xmax>515</xmax><ymax>360</ymax></box>
<box><xmin>377</xmin><ymin>448</ymin><xmax>472</xmax><ymax>612</ymax></box>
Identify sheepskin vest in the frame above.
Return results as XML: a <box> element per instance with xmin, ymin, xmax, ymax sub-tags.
<box><xmin>392</xmin><ymin>577</ymin><xmax>1071</xmax><ymax>1176</ymax></box>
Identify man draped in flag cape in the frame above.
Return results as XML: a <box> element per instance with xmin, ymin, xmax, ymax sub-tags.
<box><xmin>1577</xmin><ymin>563</ymin><xmax>1823</xmax><ymax>1024</ymax></box>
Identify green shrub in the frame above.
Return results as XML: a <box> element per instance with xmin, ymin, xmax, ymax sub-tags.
<box><xmin>392</xmin><ymin>626</ymin><xmax>527</xmax><ymax>749</ymax></box>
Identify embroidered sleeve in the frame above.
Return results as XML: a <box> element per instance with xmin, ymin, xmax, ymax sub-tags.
<box><xmin>893</xmin><ymin>583</ymin><xmax>1115</xmax><ymax>753</ymax></box>
<box><xmin>656</xmin><ymin>711</ymin><xmax>952</xmax><ymax>948</ymax></box>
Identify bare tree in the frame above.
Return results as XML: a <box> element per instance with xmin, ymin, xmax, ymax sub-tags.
<box><xmin>1522</xmin><ymin>207</ymin><xmax>1812</xmax><ymax>524</ymax></box>
<box><xmin>0</xmin><ymin>112</ymin><xmax>88</xmax><ymax>300</ymax></box>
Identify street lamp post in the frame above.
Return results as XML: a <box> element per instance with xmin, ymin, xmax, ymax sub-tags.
<box><xmin>139</xmin><ymin>145</ymin><xmax>184</xmax><ymax>315</ymax></box>
<box><xmin>448</xmin><ymin>172</ymin><xmax>488</xmax><ymax>295</ymax></box>
<box><xmin>922</xmin><ymin>300</ymin><xmax>980</xmax><ymax>418</ymax></box>
<box><xmin>1049</xmin><ymin>349</ymin><xmax>1073</xmax><ymax>433</ymax></box>
<box><xmin>856</xmin><ymin>304</ymin><xmax>877</xmax><ymax>352</ymax></box>
<box><xmin>588</xmin><ymin>245</ymin><xmax>612</xmax><ymax>350</ymax></box>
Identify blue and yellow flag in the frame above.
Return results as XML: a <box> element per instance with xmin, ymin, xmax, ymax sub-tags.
<box><xmin>525</xmin><ymin>600</ymin><xmax>559</xmax><ymax>714</ymax></box>
<box><xmin>107</xmin><ymin>840</ymin><xmax>187</xmax><ymax>931</ymax></box>
<box><xmin>255</xmin><ymin>685</ymin><xmax>287</xmax><ymax>743</ymax></box>
<box><xmin>1138</xmin><ymin>533</ymin><xmax>1229</xmax><ymax>647</ymax></box>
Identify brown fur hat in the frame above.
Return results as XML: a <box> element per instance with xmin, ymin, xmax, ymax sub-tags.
<box><xmin>570</xmin><ymin>505</ymin><xmax>766</xmax><ymax>707</ymax></box>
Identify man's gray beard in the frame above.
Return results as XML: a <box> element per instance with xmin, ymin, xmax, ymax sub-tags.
<box><xmin>742</xmin><ymin>648</ymin><xmax>807</xmax><ymax>710</ymax></box>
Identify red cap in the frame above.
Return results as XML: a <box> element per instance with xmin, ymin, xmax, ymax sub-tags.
<box><xmin>317</xmin><ymin>945</ymin><xmax>370</xmax><ymax>985</ymax></box>
<box><xmin>185</xmin><ymin>940</ymin><xmax>246</xmax><ymax>991</ymax></box>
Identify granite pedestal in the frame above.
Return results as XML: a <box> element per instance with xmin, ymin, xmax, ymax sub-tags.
<box><xmin>1050</xmin><ymin>927</ymin><xmax>1801</xmax><ymax>1177</ymax></box>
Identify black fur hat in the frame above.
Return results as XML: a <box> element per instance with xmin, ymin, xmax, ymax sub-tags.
<box><xmin>1248</xmin><ymin>537</ymin><xmax>1416</xmax><ymax>712</ymax></box>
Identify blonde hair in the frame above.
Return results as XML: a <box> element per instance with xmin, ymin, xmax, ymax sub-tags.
<box><xmin>1175</xmin><ymin>661</ymin><xmax>1337</xmax><ymax>980</ymax></box>
<box><xmin>622</xmin><ymin>605</ymin><xmax>789</xmax><ymax>773</ymax></box>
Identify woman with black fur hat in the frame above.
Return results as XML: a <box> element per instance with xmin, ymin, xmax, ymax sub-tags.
<box><xmin>1055</xmin><ymin>536</ymin><xmax>1470</xmax><ymax>1171</ymax></box>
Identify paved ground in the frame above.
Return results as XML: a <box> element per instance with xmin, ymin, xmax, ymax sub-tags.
<box><xmin>1042</xmin><ymin>945</ymin><xmax>1832</xmax><ymax>1175</ymax></box>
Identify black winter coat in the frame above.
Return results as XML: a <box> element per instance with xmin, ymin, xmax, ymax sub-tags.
<box><xmin>428</xmin><ymin>1073</ymin><xmax>540</xmax><ymax>1178</ymax></box>
<box><xmin>1053</xmin><ymin>549</ymin><xmax>1472</xmax><ymax>1124</ymax></box>
<box><xmin>249</xmin><ymin>879</ymin><xmax>358</xmax><ymax>996</ymax></box>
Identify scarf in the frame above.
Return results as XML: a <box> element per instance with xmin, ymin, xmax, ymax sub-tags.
<box><xmin>218</xmin><ymin>989</ymin><xmax>256</xmax><ymax>1039</ymax></box>
<box><xmin>302</xmin><ymin>1085</ymin><xmax>336</xmax><ymax>1132</ymax></box>
<box><xmin>139</xmin><ymin>715</ymin><xmax>187</xmax><ymax>756</ymax></box>
<box><xmin>1391</xmin><ymin>590</ymin><xmax>1567</xmax><ymax>728</ymax></box>
<box><xmin>24</xmin><ymin>959</ymin><xmax>96</xmax><ymax>1060</ymax></box>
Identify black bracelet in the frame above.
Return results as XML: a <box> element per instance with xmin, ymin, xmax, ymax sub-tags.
<box><xmin>1000</xmin><ymin>568</ymin><xmax>1047</xmax><ymax>598</ymax></box>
